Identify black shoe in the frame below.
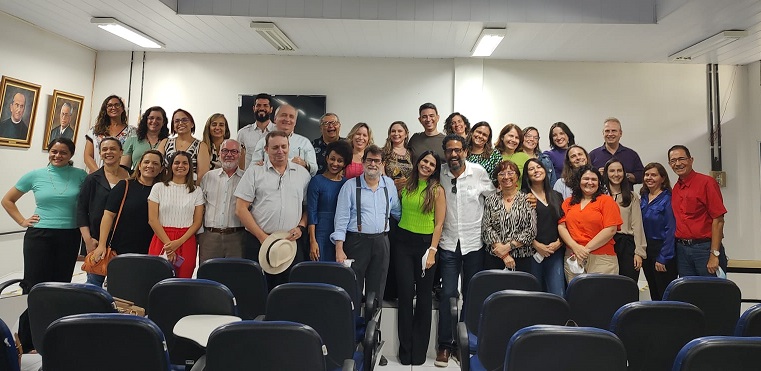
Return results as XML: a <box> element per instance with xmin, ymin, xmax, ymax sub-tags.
<box><xmin>379</xmin><ymin>355</ymin><xmax>388</xmax><ymax>366</ymax></box>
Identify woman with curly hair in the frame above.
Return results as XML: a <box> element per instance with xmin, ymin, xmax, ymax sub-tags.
<box><xmin>84</xmin><ymin>95</ymin><xmax>136</xmax><ymax>172</ymax></box>
<box><xmin>121</xmin><ymin>106</ymin><xmax>169</xmax><ymax>170</ymax></box>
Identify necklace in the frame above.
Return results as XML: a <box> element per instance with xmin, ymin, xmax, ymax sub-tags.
<box><xmin>47</xmin><ymin>165</ymin><xmax>72</xmax><ymax>195</ymax></box>
<box><xmin>503</xmin><ymin>191</ymin><xmax>517</xmax><ymax>202</ymax></box>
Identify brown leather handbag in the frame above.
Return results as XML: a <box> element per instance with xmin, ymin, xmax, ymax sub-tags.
<box><xmin>81</xmin><ymin>180</ymin><xmax>128</xmax><ymax>276</ymax></box>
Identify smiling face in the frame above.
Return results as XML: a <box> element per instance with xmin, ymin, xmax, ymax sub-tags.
<box><xmin>389</xmin><ymin>123</ymin><xmax>407</xmax><ymax>146</ymax></box>
<box><xmin>450</xmin><ymin>115</ymin><xmax>467</xmax><ymax>136</ymax></box>
<box><xmin>139</xmin><ymin>153</ymin><xmax>163</xmax><ymax>181</ymax></box>
<box><xmin>147</xmin><ymin>110</ymin><xmax>164</xmax><ymax>133</ymax></box>
<box><xmin>643</xmin><ymin>167</ymin><xmax>664</xmax><ymax>193</ymax></box>
<box><xmin>471</xmin><ymin>125</ymin><xmax>490</xmax><ymax>148</ymax></box>
<box><xmin>320</xmin><ymin>114</ymin><xmax>340</xmax><ymax>141</ymax></box>
<box><xmin>325</xmin><ymin>150</ymin><xmax>346</xmax><ymax>176</ymax></box>
<box><xmin>568</xmin><ymin>147</ymin><xmax>588</xmax><ymax>168</ymax></box>
<box><xmin>522</xmin><ymin>128</ymin><xmax>539</xmax><ymax>153</ymax></box>
<box><xmin>253</xmin><ymin>98</ymin><xmax>272</xmax><ymax>123</ymax></box>
<box><xmin>603</xmin><ymin>120</ymin><xmax>622</xmax><ymax>147</ymax></box>
<box><xmin>172</xmin><ymin>154</ymin><xmax>191</xmax><ymax>178</ymax></box>
<box><xmin>106</xmin><ymin>98</ymin><xmax>123</xmax><ymax>120</ymax></box>
<box><xmin>497</xmin><ymin>165</ymin><xmax>519</xmax><ymax>191</ymax></box>
<box><xmin>220</xmin><ymin>140</ymin><xmax>241</xmax><ymax>170</ymax></box>
<box><xmin>209</xmin><ymin>117</ymin><xmax>227</xmax><ymax>140</ymax></box>
<box><xmin>444</xmin><ymin>139</ymin><xmax>465</xmax><ymax>172</ymax></box>
<box><xmin>580</xmin><ymin>170</ymin><xmax>600</xmax><ymax>197</ymax></box>
<box><xmin>551</xmin><ymin>127</ymin><xmax>569</xmax><ymax>149</ymax></box>
<box><xmin>526</xmin><ymin>160</ymin><xmax>546</xmax><ymax>185</ymax></box>
<box><xmin>48</xmin><ymin>142</ymin><xmax>73</xmax><ymax>167</ymax></box>
<box><xmin>418</xmin><ymin>108</ymin><xmax>439</xmax><ymax>133</ymax></box>
<box><xmin>417</xmin><ymin>154</ymin><xmax>437</xmax><ymax>180</ymax></box>
<box><xmin>173</xmin><ymin>111</ymin><xmax>193</xmax><ymax>134</ymax></box>
<box><xmin>10</xmin><ymin>93</ymin><xmax>25</xmax><ymax>122</ymax></box>
<box><xmin>363</xmin><ymin>152</ymin><xmax>383</xmax><ymax>179</ymax></box>
<box><xmin>502</xmin><ymin>128</ymin><xmax>521</xmax><ymax>152</ymax></box>
<box><xmin>352</xmin><ymin>127</ymin><xmax>369</xmax><ymax>151</ymax></box>
<box><xmin>668</xmin><ymin>148</ymin><xmax>693</xmax><ymax>178</ymax></box>
<box><xmin>274</xmin><ymin>105</ymin><xmax>297</xmax><ymax>135</ymax></box>
<box><xmin>99</xmin><ymin>138</ymin><xmax>123</xmax><ymax>166</ymax></box>
<box><xmin>606</xmin><ymin>161</ymin><xmax>625</xmax><ymax>186</ymax></box>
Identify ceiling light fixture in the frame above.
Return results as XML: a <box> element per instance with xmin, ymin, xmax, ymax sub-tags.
<box><xmin>251</xmin><ymin>22</ymin><xmax>297</xmax><ymax>51</ymax></box>
<box><xmin>472</xmin><ymin>28</ymin><xmax>506</xmax><ymax>57</ymax></box>
<box><xmin>91</xmin><ymin>17</ymin><xmax>163</xmax><ymax>49</ymax></box>
<box><xmin>669</xmin><ymin>30</ymin><xmax>747</xmax><ymax>62</ymax></box>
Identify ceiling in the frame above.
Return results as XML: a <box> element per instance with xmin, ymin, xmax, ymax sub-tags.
<box><xmin>1</xmin><ymin>0</ymin><xmax>760</xmax><ymax>65</ymax></box>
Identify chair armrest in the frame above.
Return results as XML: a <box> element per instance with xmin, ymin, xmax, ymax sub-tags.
<box><xmin>457</xmin><ymin>322</ymin><xmax>469</xmax><ymax>371</ymax></box>
<box><xmin>342</xmin><ymin>358</ymin><xmax>355</xmax><ymax>371</ymax></box>
<box><xmin>364</xmin><ymin>291</ymin><xmax>379</xmax><ymax>323</ymax></box>
<box><xmin>0</xmin><ymin>278</ymin><xmax>22</xmax><ymax>295</ymax></box>
<box><xmin>450</xmin><ymin>297</ymin><xmax>458</xmax><ymax>347</ymax></box>
<box><xmin>189</xmin><ymin>355</ymin><xmax>206</xmax><ymax>371</ymax></box>
<box><xmin>363</xmin><ymin>318</ymin><xmax>379</xmax><ymax>371</ymax></box>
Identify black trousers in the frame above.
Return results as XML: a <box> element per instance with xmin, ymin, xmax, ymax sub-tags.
<box><xmin>642</xmin><ymin>239</ymin><xmax>678</xmax><ymax>301</ymax></box>
<box><xmin>343</xmin><ymin>232</ymin><xmax>390</xmax><ymax>304</ymax></box>
<box><xmin>384</xmin><ymin>218</ymin><xmax>400</xmax><ymax>301</ymax></box>
<box><xmin>18</xmin><ymin>227</ymin><xmax>81</xmax><ymax>351</ymax></box>
<box><xmin>244</xmin><ymin>232</ymin><xmax>305</xmax><ymax>292</ymax></box>
<box><xmin>614</xmin><ymin>233</ymin><xmax>639</xmax><ymax>282</ymax></box>
<box><xmin>394</xmin><ymin>228</ymin><xmax>436</xmax><ymax>365</ymax></box>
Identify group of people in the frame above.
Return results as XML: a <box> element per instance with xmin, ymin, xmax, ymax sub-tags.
<box><xmin>1</xmin><ymin>93</ymin><xmax>727</xmax><ymax>367</ymax></box>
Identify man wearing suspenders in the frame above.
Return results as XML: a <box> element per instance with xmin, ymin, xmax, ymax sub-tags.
<box><xmin>332</xmin><ymin>144</ymin><xmax>401</xmax><ymax>302</ymax></box>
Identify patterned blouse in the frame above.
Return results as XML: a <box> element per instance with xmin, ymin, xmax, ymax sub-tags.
<box><xmin>467</xmin><ymin>150</ymin><xmax>502</xmax><ymax>178</ymax></box>
<box><xmin>482</xmin><ymin>190</ymin><xmax>537</xmax><ymax>258</ymax></box>
<box><xmin>384</xmin><ymin>150</ymin><xmax>413</xmax><ymax>180</ymax></box>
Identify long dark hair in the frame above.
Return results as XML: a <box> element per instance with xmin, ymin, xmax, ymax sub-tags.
<box><xmin>404</xmin><ymin>150</ymin><xmax>442</xmax><ymax>214</ymax></box>
<box><xmin>93</xmin><ymin>95</ymin><xmax>127</xmax><ymax>136</ymax></box>
<box><xmin>164</xmin><ymin>151</ymin><xmax>196</xmax><ymax>192</ymax></box>
<box><xmin>570</xmin><ymin>165</ymin><xmax>604</xmax><ymax>206</ymax></box>
<box><xmin>602</xmin><ymin>158</ymin><xmax>632</xmax><ymax>207</ymax></box>
<box><xmin>640</xmin><ymin>162</ymin><xmax>672</xmax><ymax>196</ymax></box>
<box><xmin>132</xmin><ymin>150</ymin><xmax>164</xmax><ymax>183</ymax></box>
<box><xmin>444</xmin><ymin>112</ymin><xmax>471</xmax><ymax>136</ymax></box>
<box><xmin>466</xmin><ymin>121</ymin><xmax>495</xmax><ymax>160</ymax></box>
<box><xmin>136</xmin><ymin>106</ymin><xmax>169</xmax><ymax>141</ymax></box>
<box><xmin>521</xmin><ymin>158</ymin><xmax>562</xmax><ymax>220</ymax></box>
<box><xmin>548</xmin><ymin>121</ymin><xmax>576</xmax><ymax>150</ymax></box>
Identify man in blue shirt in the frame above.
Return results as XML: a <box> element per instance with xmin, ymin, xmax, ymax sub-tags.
<box><xmin>589</xmin><ymin>117</ymin><xmax>644</xmax><ymax>185</ymax></box>
<box><xmin>332</xmin><ymin>144</ymin><xmax>401</xmax><ymax>302</ymax></box>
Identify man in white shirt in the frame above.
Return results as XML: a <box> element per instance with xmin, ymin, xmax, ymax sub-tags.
<box><xmin>237</xmin><ymin>93</ymin><xmax>274</xmax><ymax>169</ymax></box>
<box><xmin>199</xmin><ymin>139</ymin><xmax>246</xmax><ymax>262</ymax></box>
<box><xmin>435</xmin><ymin>134</ymin><xmax>494</xmax><ymax>367</ymax></box>
<box><xmin>251</xmin><ymin>104</ymin><xmax>318</xmax><ymax>176</ymax></box>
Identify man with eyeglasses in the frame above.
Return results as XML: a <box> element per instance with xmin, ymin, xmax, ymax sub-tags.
<box><xmin>251</xmin><ymin>104</ymin><xmax>318</xmax><ymax>176</ymax></box>
<box><xmin>435</xmin><ymin>134</ymin><xmax>494</xmax><ymax>367</ymax></box>
<box><xmin>49</xmin><ymin>102</ymin><xmax>75</xmax><ymax>141</ymax></box>
<box><xmin>408</xmin><ymin>103</ymin><xmax>446</xmax><ymax>161</ymax></box>
<box><xmin>589</xmin><ymin>117</ymin><xmax>645</xmax><ymax>185</ymax></box>
<box><xmin>668</xmin><ymin>145</ymin><xmax>727</xmax><ymax>277</ymax></box>
<box><xmin>332</xmin><ymin>144</ymin><xmax>401</xmax><ymax>305</ymax></box>
<box><xmin>236</xmin><ymin>131</ymin><xmax>311</xmax><ymax>290</ymax></box>
<box><xmin>311</xmin><ymin>112</ymin><xmax>344</xmax><ymax>174</ymax></box>
<box><xmin>199</xmin><ymin>139</ymin><xmax>246</xmax><ymax>262</ymax></box>
<box><xmin>0</xmin><ymin>92</ymin><xmax>29</xmax><ymax>140</ymax></box>
<box><xmin>237</xmin><ymin>93</ymin><xmax>275</xmax><ymax>169</ymax></box>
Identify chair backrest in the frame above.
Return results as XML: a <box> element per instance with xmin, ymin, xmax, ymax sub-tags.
<box><xmin>204</xmin><ymin>321</ymin><xmax>326</xmax><ymax>371</ymax></box>
<box><xmin>265</xmin><ymin>283</ymin><xmax>355</xmax><ymax>371</ymax></box>
<box><xmin>663</xmin><ymin>277</ymin><xmax>741</xmax><ymax>335</ymax></box>
<box><xmin>148</xmin><ymin>278</ymin><xmax>237</xmax><ymax>365</ymax></box>
<box><xmin>672</xmin><ymin>336</ymin><xmax>761</xmax><ymax>371</ymax></box>
<box><xmin>0</xmin><ymin>317</ymin><xmax>20</xmax><ymax>371</ymax></box>
<box><xmin>290</xmin><ymin>261</ymin><xmax>361</xmax><ymax>316</ymax></box>
<box><xmin>107</xmin><ymin>254</ymin><xmax>175</xmax><ymax>310</ymax></box>
<box><xmin>504</xmin><ymin>325</ymin><xmax>627</xmax><ymax>371</ymax></box>
<box><xmin>735</xmin><ymin>303</ymin><xmax>761</xmax><ymax>336</ymax></box>
<box><xmin>610</xmin><ymin>301</ymin><xmax>705</xmax><ymax>371</ymax></box>
<box><xmin>42</xmin><ymin>313</ymin><xmax>171</xmax><ymax>371</ymax></box>
<box><xmin>565</xmin><ymin>273</ymin><xmax>639</xmax><ymax>329</ymax></box>
<box><xmin>27</xmin><ymin>282</ymin><xmax>117</xmax><ymax>355</ymax></box>
<box><xmin>465</xmin><ymin>270</ymin><xmax>540</xmax><ymax>335</ymax></box>
<box><xmin>197</xmin><ymin>258</ymin><xmax>268</xmax><ymax>320</ymax></box>
<box><xmin>477</xmin><ymin>290</ymin><xmax>570</xmax><ymax>371</ymax></box>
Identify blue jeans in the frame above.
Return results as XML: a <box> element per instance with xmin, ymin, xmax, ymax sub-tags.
<box><xmin>86</xmin><ymin>273</ymin><xmax>106</xmax><ymax>287</ymax></box>
<box><xmin>676</xmin><ymin>241</ymin><xmax>727</xmax><ymax>277</ymax></box>
<box><xmin>437</xmin><ymin>244</ymin><xmax>484</xmax><ymax>350</ymax></box>
<box><xmin>530</xmin><ymin>246</ymin><xmax>566</xmax><ymax>297</ymax></box>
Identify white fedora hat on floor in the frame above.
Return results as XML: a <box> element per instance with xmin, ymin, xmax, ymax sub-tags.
<box><xmin>259</xmin><ymin>231</ymin><xmax>297</xmax><ymax>275</ymax></box>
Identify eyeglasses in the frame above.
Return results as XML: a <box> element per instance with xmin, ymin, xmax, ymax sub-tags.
<box><xmin>364</xmin><ymin>158</ymin><xmax>382</xmax><ymax>164</ymax></box>
<box><xmin>106</xmin><ymin>103</ymin><xmax>122</xmax><ymax>109</ymax></box>
<box><xmin>220</xmin><ymin>149</ymin><xmax>240</xmax><ymax>155</ymax></box>
<box><xmin>445</xmin><ymin>148</ymin><xmax>464</xmax><ymax>155</ymax></box>
<box><xmin>524</xmin><ymin>135</ymin><xmax>539</xmax><ymax>141</ymax></box>
<box><xmin>174</xmin><ymin>118</ymin><xmax>191</xmax><ymax>124</ymax></box>
<box><xmin>668</xmin><ymin>157</ymin><xmax>690</xmax><ymax>165</ymax></box>
<box><xmin>451</xmin><ymin>178</ymin><xmax>457</xmax><ymax>194</ymax></box>
<box><xmin>321</xmin><ymin>121</ymin><xmax>339</xmax><ymax>127</ymax></box>
<box><xmin>497</xmin><ymin>171</ymin><xmax>517</xmax><ymax>178</ymax></box>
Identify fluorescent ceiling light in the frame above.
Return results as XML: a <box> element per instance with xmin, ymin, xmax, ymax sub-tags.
<box><xmin>472</xmin><ymin>28</ymin><xmax>506</xmax><ymax>57</ymax></box>
<box><xmin>669</xmin><ymin>30</ymin><xmax>747</xmax><ymax>62</ymax></box>
<box><xmin>91</xmin><ymin>17</ymin><xmax>163</xmax><ymax>49</ymax></box>
<box><xmin>251</xmin><ymin>22</ymin><xmax>297</xmax><ymax>51</ymax></box>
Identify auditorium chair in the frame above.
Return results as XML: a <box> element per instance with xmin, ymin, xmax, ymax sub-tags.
<box><xmin>663</xmin><ymin>276</ymin><xmax>741</xmax><ymax>335</ymax></box>
<box><xmin>197</xmin><ymin>258</ymin><xmax>268</xmax><ymax>320</ymax></box>
<box><xmin>106</xmin><ymin>254</ymin><xmax>174</xmax><ymax>312</ymax></box>
<box><xmin>565</xmin><ymin>273</ymin><xmax>639</xmax><ymax>329</ymax></box>
<box><xmin>734</xmin><ymin>303</ymin><xmax>761</xmax><ymax>336</ymax></box>
<box><xmin>672</xmin><ymin>336</ymin><xmax>761</xmax><ymax>371</ymax></box>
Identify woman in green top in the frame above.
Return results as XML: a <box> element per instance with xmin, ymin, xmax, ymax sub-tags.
<box><xmin>121</xmin><ymin>106</ymin><xmax>169</xmax><ymax>170</ymax></box>
<box><xmin>466</xmin><ymin>121</ymin><xmax>502</xmax><ymax>177</ymax></box>
<box><xmin>395</xmin><ymin>150</ymin><xmax>446</xmax><ymax>365</ymax></box>
<box><xmin>1</xmin><ymin>137</ymin><xmax>87</xmax><ymax>352</ymax></box>
<box><xmin>495</xmin><ymin>123</ymin><xmax>530</xmax><ymax>184</ymax></box>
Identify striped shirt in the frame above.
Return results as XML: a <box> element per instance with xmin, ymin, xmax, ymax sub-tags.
<box><xmin>482</xmin><ymin>191</ymin><xmax>537</xmax><ymax>258</ymax></box>
<box><xmin>148</xmin><ymin>182</ymin><xmax>204</xmax><ymax>228</ymax></box>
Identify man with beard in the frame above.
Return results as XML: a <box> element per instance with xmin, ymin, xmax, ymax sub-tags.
<box><xmin>311</xmin><ymin>112</ymin><xmax>344</xmax><ymax>174</ymax></box>
<box><xmin>0</xmin><ymin>92</ymin><xmax>29</xmax><ymax>140</ymax></box>
<box><xmin>251</xmin><ymin>104</ymin><xmax>318</xmax><ymax>176</ymax></box>
<box><xmin>435</xmin><ymin>134</ymin><xmax>494</xmax><ymax>367</ymax></box>
<box><xmin>49</xmin><ymin>102</ymin><xmax>75</xmax><ymax>140</ymax></box>
<box><xmin>237</xmin><ymin>93</ymin><xmax>274</xmax><ymax>169</ymax></box>
<box><xmin>199</xmin><ymin>139</ymin><xmax>246</xmax><ymax>262</ymax></box>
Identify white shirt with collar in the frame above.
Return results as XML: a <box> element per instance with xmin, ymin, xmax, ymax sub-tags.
<box><xmin>200</xmin><ymin>167</ymin><xmax>245</xmax><ymax>228</ymax></box>
<box><xmin>439</xmin><ymin>161</ymin><xmax>495</xmax><ymax>255</ymax></box>
<box><xmin>237</xmin><ymin>121</ymin><xmax>274</xmax><ymax>168</ymax></box>
<box><xmin>251</xmin><ymin>132</ymin><xmax>318</xmax><ymax>176</ymax></box>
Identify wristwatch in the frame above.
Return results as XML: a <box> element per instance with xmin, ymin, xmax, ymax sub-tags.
<box><xmin>711</xmin><ymin>250</ymin><xmax>720</xmax><ymax>257</ymax></box>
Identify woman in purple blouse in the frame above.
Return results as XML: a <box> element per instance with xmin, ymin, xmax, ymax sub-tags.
<box><xmin>543</xmin><ymin>122</ymin><xmax>576</xmax><ymax>183</ymax></box>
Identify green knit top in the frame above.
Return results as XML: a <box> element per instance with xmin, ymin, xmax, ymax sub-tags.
<box><xmin>398</xmin><ymin>179</ymin><xmax>435</xmax><ymax>234</ymax></box>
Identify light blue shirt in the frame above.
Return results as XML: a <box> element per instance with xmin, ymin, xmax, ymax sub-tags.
<box><xmin>252</xmin><ymin>132</ymin><xmax>318</xmax><ymax>176</ymax></box>
<box><xmin>331</xmin><ymin>175</ymin><xmax>401</xmax><ymax>242</ymax></box>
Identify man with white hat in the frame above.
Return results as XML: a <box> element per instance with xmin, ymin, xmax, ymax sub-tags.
<box><xmin>235</xmin><ymin>130</ymin><xmax>311</xmax><ymax>290</ymax></box>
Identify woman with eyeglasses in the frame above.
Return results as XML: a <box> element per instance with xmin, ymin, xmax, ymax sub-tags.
<box><xmin>466</xmin><ymin>121</ymin><xmax>502</xmax><ymax>177</ymax></box>
<box><xmin>495</xmin><ymin>124</ymin><xmax>530</xmax><ymax>184</ymax></box>
<box><xmin>639</xmin><ymin>162</ymin><xmax>677</xmax><ymax>300</ymax></box>
<box><xmin>121</xmin><ymin>106</ymin><xmax>169</xmax><ymax>171</ymax></box>
<box><xmin>395</xmin><ymin>150</ymin><xmax>446</xmax><ymax>365</ymax></box>
<box><xmin>307</xmin><ymin>140</ymin><xmax>352</xmax><ymax>262</ymax></box>
<box><xmin>202</xmin><ymin>113</ymin><xmax>231</xmax><ymax>170</ymax></box>
<box><xmin>603</xmin><ymin>159</ymin><xmax>647</xmax><ymax>282</ymax></box>
<box><xmin>558</xmin><ymin>165</ymin><xmax>623</xmax><ymax>283</ymax></box>
<box><xmin>482</xmin><ymin>160</ymin><xmax>537</xmax><ymax>272</ymax></box>
<box><xmin>521</xmin><ymin>126</ymin><xmax>557</xmax><ymax>186</ymax></box>
<box><xmin>544</xmin><ymin>122</ymin><xmax>576</xmax><ymax>177</ymax></box>
<box><xmin>158</xmin><ymin>109</ymin><xmax>210</xmax><ymax>183</ymax></box>
<box><xmin>84</xmin><ymin>95</ymin><xmax>136</xmax><ymax>173</ymax></box>
<box><xmin>553</xmin><ymin>144</ymin><xmax>590</xmax><ymax>200</ymax></box>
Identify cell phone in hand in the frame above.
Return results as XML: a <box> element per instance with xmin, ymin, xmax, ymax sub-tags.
<box><xmin>173</xmin><ymin>255</ymin><xmax>185</xmax><ymax>268</ymax></box>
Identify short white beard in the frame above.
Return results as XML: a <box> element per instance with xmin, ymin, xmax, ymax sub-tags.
<box><xmin>222</xmin><ymin>160</ymin><xmax>238</xmax><ymax>171</ymax></box>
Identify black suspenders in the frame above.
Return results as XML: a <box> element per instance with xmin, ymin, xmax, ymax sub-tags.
<box><xmin>355</xmin><ymin>176</ymin><xmax>389</xmax><ymax>233</ymax></box>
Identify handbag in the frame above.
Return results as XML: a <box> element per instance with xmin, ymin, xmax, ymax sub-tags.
<box><xmin>113</xmin><ymin>297</ymin><xmax>146</xmax><ymax>316</ymax></box>
<box><xmin>81</xmin><ymin>180</ymin><xmax>128</xmax><ymax>276</ymax></box>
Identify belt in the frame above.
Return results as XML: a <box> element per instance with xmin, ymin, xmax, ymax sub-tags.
<box><xmin>205</xmin><ymin>226</ymin><xmax>245</xmax><ymax>234</ymax></box>
<box><xmin>676</xmin><ymin>238</ymin><xmax>711</xmax><ymax>246</ymax></box>
<box><xmin>347</xmin><ymin>231</ymin><xmax>387</xmax><ymax>238</ymax></box>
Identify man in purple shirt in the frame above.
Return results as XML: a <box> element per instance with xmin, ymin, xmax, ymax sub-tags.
<box><xmin>589</xmin><ymin>117</ymin><xmax>644</xmax><ymax>185</ymax></box>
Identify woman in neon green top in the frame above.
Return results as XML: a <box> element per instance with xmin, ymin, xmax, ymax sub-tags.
<box><xmin>495</xmin><ymin>123</ymin><xmax>530</xmax><ymax>184</ymax></box>
<box><xmin>1</xmin><ymin>137</ymin><xmax>87</xmax><ymax>352</ymax></box>
<box><xmin>395</xmin><ymin>150</ymin><xmax>446</xmax><ymax>365</ymax></box>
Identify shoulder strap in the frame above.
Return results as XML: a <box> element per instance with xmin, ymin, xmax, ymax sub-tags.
<box><xmin>383</xmin><ymin>178</ymin><xmax>389</xmax><ymax>230</ymax></box>
<box><xmin>109</xmin><ymin>180</ymin><xmax>129</xmax><ymax>246</ymax></box>
<box><xmin>356</xmin><ymin>176</ymin><xmax>362</xmax><ymax>232</ymax></box>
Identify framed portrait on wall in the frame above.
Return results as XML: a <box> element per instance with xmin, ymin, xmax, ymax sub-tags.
<box><xmin>43</xmin><ymin>90</ymin><xmax>84</xmax><ymax>150</ymax></box>
<box><xmin>0</xmin><ymin>76</ymin><xmax>41</xmax><ymax>148</ymax></box>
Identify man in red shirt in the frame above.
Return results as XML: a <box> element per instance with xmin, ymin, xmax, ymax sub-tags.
<box><xmin>668</xmin><ymin>145</ymin><xmax>727</xmax><ymax>276</ymax></box>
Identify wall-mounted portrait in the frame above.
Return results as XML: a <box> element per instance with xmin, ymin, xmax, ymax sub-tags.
<box><xmin>43</xmin><ymin>90</ymin><xmax>84</xmax><ymax>150</ymax></box>
<box><xmin>0</xmin><ymin>76</ymin><xmax>41</xmax><ymax>148</ymax></box>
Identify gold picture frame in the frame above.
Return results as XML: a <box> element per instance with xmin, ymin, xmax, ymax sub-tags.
<box><xmin>43</xmin><ymin>90</ymin><xmax>84</xmax><ymax>150</ymax></box>
<box><xmin>0</xmin><ymin>76</ymin><xmax>41</xmax><ymax>148</ymax></box>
